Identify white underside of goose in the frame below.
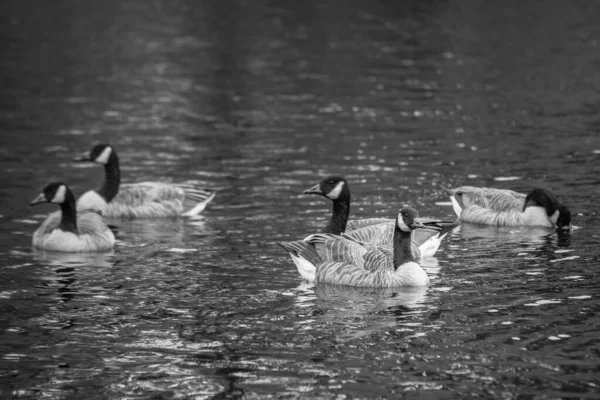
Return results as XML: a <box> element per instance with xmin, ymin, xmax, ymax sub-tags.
<box><xmin>452</xmin><ymin>193</ymin><xmax>555</xmax><ymax>227</ymax></box>
<box><xmin>289</xmin><ymin>253</ymin><xmax>317</xmax><ymax>282</ymax></box>
<box><xmin>32</xmin><ymin>211</ymin><xmax>115</xmax><ymax>252</ymax></box>
<box><xmin>77</xmin><ymin>190</ymin><xmax>108</xmax><ymax>214</ymax></box>
<box><xmin>522</xmin><ymin>207</ymin><xmax>556</xmax><ymax>227</ymax></box>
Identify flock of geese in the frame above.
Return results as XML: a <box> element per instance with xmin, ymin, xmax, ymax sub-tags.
<box><xmin>30</xmin><ymin>144</ymin><xmax>572</xmax><ymax>288</ymax></box>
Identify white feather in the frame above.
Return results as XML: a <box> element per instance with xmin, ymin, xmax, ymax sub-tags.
<box><xmin>522</xmin><ymin>206</ymin><xmax>554</xmax><ymax>228</ymax></box>
<box><xmin>32</xmin><ymin>211</ymin><xmax>115</xmax><ymax>252</ymax></box>
<box><xmin>77</xmin><ymin>190</ymin><xmax>108</xmax><ymax>214</ymax></box>
<box><xmin>395</xmin><ymin>261</ymin><xmax>430</xmax><ymax>286</ymax></box>
<box><xmin>95</xmin><ymin>146</ymin><xmax>112</xmax><ymax>164</ymax></box>
<box><xmin>51</xmin><ymin>185</ymin><xmax>66</xmax><ymax>204</ymax></box>
<box><xmin>290</xmin><ymin>253</ymin><xmax>316</xmax><ymax>281</ymax></box>
<box><xmin>326</xmin><ymin>181</ymin><xmax>345</xmax><ymax>200</ymax></box>
<box><xmin>450</xmin><ymin>195</ymin><xmax>463</xmax><ymax>218</ymax></box>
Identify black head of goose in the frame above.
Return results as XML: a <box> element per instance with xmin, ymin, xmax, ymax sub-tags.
<box><xmin>303</xmin><ymin>175</ymin><xmax>350</xmax><ymax>235</ymax></box>
<box><xmin>523</xmin><ymin>188</ymin><xmax>572</xmax><ymax>232</ymax></box>
<box><xmin>74</xmin><ymin>143</ymin><xmax>121</xmax><ymax>203</ymax></box>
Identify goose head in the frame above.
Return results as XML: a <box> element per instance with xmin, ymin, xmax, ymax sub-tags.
<box><xmin>74</xmin><ymin>144</ymin><xmax>113</xmax><ymax>165</ymax></box>
<box><xmin>555</xmin><ymin>205</ymin><xmax>572</xmax><ymax>233</ymax></box>
<box><xmin>396</xmin><ymin>208</ymin><xmax>427</xmax><ymax>232</ymax></box>
<box><xmin>524</xmin><ymin>188</ymin><xmax>571</xmax><ymax>232</ymax></box>
<box><xmin>303</xmin><ymin>175</ymin><xmax>350</xmax><ymax>201</ymax></box>
<box><xmin>31</xmin><ymin>182</ymin><xmax>69</xmax><ymax>206</ymax></box>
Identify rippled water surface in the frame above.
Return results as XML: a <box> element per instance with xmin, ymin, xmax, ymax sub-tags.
<box><xmin>1</xmin><ymin>0</ymin><xmax>600</xmax><ymax>398</ymax></box>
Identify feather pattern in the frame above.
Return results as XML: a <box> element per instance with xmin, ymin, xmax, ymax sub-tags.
<box><xmin>343</xmin><ymin>218</ymin><xmax>459</xmax><ymax>257</ymax></box>
<box><xmin>277</xmin><ymin>208</ymin><xmax>430</xmax><ymax>287</ymax></box>
<box><xmin>31</xmin><ymin>183</ymin><xmax>115</xmax><ymax>252</ymax></box>
<box><xmin>33</xmin><ymin>211</ymin><xmax>115</xmax><ymax>252</ymax></box>
<box><xmin>97</xmin><ymin>182</ymin><xmax>215</xmax><ymax>218</ymax></box>
<box><xmin>301</xmin><ymin>176</ymin><xmax>457</xmax><ymax>257</ymax></box>
<box><xmin>75</xmin><ymin>144</ymin><xmax>215</xmax><ymax>218</ymax></box>
<box><xmin>447</xmin><ymin>186</ymin><xmax>571</xmax><ymax>230</ymax></box>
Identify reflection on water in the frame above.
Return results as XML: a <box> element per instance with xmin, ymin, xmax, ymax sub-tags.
<box><xmin>1</xmin><ymin>0</ymin><xmax>600</xmax><ymax>398</ymax></box>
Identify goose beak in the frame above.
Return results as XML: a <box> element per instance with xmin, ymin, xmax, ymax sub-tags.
<box><xmin>73</xmin><ymin>151</ymin><xmax>92</xmax><ymax>162</ymax></box>
<box><xmin>303</xmin><ymin>183</ymin><xmax>323</xmax><ymax>195</ymax></box>
<box><xmin>30</xmin><ymin>193</ymin><xmax>47</xmax><ymax>206</ymax></box>
<box><xmin>556</xmin><ymin>224</ymin><xmax>572</xmax><ymax>233</ymax></box>
<box><xmin>412</xmin><ymin>218</ymin><xmax>427</xmax><ymax>229</ymax></box>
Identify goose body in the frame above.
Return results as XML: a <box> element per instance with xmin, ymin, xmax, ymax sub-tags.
<box><xmin>31</xmin><ymin>182</ymin><xmax>115</xmax><ymax>252</ymax></box>
<box><xmin>277</xmin><ymin>208</ymin><xmax>429</xmax><ymax>287</ymax></box>
<box><xmin>303</xmin><ymin>175</ymin><xmax>458</xmax><ymax>257</ymax></box>
<box><xmin>447</xmin><ymin>186</ymin><xmax>571</xmax><ymax>231</ymax></box>
<box><xmin>75</xmin><ymin>144</ymin><xmax>215</xmax><ymax>219</ymax></box>
<box><xmin>343</xmin><ymin>218</ymin><xmax>459</xmax><ymax>259</ymax></box>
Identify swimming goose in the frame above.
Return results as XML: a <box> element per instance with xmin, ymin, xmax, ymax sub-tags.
<box><xmin>303</xmin><ymin>175</ymin><xmax>459</xmax><ymax>257</ymax></box>
<box><xmin>74</xmin><ymin>144</ymin><xmax>215</xmax><ymax>218</ymax></box>
<box><xmin>277</xmin><ymin>208</ymin><xmax>429</xmax><ymax>287</ymax></box>
<box><xmin>31</xmin><ymin>182</ymin><xmax>115</xmax><ymax>252</ymax></box>
<box><xmin>446</xmin><ymin>186</ymin><xmax>571</xmax><ymax>232</ymax></box>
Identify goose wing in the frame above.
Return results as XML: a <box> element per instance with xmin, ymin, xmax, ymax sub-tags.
<box><xmin>77</xmin><ymin>211</ymin><xmax>111</xmax><ymax>236</ymax></box>
<box><xmin>34</xmin><ymin>211</ymin><xmax>61</xmax><ymax>235</ymax></box>
<box><xmin>346</xmin><ymin>218</ymin><xmax>392</xmax><ymax>231</ymax></box>
<box><xmin>343</xmin><ymin>222</ymin><xmax>393</xmax><ymax>247</ymax></box>
<box><xmin>413</xmin><ymin>219</ymin><xmax>460</xmax><ymax>245</ymax></box>
<box><xmin>450</xmin><ymin>186</ymin><xmax>525</xmax><ymax>212</ymax></box>
<box><xmin>314</xmin><ymin>247</ymin><xmax>394</xmax><ymax>287</ymax></box>
<box><xmin>305</xmin><ymin>233</ymin><xmax>367</xmax><ymax>266</ymax></box>
<box><xmin>116</xmin><ymin>182</ymin><xmax>185</xmax><ymax>204</ymax></box>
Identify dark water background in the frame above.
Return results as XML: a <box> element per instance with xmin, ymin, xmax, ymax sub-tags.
<box><xmin>1</xmin><ymin>0</ymin><xmax>600</xmax><ymax>398</ymax></box>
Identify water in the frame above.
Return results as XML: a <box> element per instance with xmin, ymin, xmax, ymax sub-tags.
<box><xmin>1</xmin><ymin>0</ymin><xmax>600</xmax><ymax>398</ymax></box>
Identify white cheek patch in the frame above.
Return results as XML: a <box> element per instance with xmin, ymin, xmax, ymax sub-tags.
<box><xmin>549</xmin><ymin>210</ymin><xmax>560</xmax><ymax>225</ymax></box>
<box><xmin>95</xmin><ymin>146</ymin><xmax>112</xmax><ymax>164</ymax></box>
<box><xmin>397</xmin><ymin>218</ymin><xmax>410</xmax><ymax>232</ymax></box>
<box><xmin>326</xmin><ymin>181</ymin><xmax>345</xmax><ymax>199</ymax></box>
<box><xmin>51</xmin><ymin>185</ymin><xmax>66</xmax><ymax>204</ymax></box>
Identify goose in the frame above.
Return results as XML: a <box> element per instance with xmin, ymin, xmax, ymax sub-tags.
<box><xmin>446</xmin><ymin>186</ymin><xmax>571</xmax><ymax>232</ymax></box>
<box><xmin>74</xmin><ymin>144</ymin><xmax>215</xmax><ymax>218</ymax></box>
<box><xmin>30</xmin><ymin>182</ymin><xmax>115</xmax><ymax>252</ymax></box>
<box><xmin>303</xmin><ymin>175</ymin><xmax>459</xmax><ymax>257</ymax></box>
<box><xmin>277</xmin><ymin>208</ymin><xmax>429</xmax><ymax>287</ymax></box>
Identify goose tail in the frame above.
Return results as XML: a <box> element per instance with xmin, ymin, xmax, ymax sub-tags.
<box><xmin>276</xmin><ymin>240</ymin><xmax>320</xmax><ymax>281</ymax></box>
<box><xmin>415</xmin><ymin>220</ymin><xmax>460</xmax><ymax>257</ymax></box>
<box><xmin>179</xmin><ymin>184</ymin><xmax>216</xmax><ymax>216</ymax></box>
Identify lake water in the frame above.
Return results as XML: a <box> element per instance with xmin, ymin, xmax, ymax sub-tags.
<box><xmin>1</xmin><ymin>0</ymin><xmax>600</xmax><ymax>398</ymax></box>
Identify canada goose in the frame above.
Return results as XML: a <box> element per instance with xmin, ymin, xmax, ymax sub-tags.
<box><xmin>277</xmin><ymin>208</ymin><xmax>429</xmax><ymax>287</ymax></box>
<box><xmin>446</xmin><ymin>186</ymin><xmax>571</xmax><ymax>232</ymax></box>
<box><xmin>303</xmin><ymin>175</ymin><xmax>458</xmax><ymax>256</ymax></box>
<box><xmin>31</xmin><ymin>182</ymin><xmax>115</xmax><ymax>252</ymax></box>
<box><xmin>74</xmin><ymin>144</ymin><xmax>215</xmax><ymax>218</ymax></box>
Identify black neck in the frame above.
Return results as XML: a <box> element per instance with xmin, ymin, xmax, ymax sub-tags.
<box><xmin>393</xmin><ymin>226</ymin><xmax>415</xmax><ymax>270</ymax></box>
<box><xmin>323</xmin><ymin>197</ymin><xmax>350</xmax><ymax>235</ymax></box>
<box><xmin>59</xmin><ymin>189</ymin><xmax>78</xmax><ymax>234</ymax></box>
<box><xmin>98</xmin><ymin>152</ymin><xmax>120</xmax><ymax>202</ymax></box>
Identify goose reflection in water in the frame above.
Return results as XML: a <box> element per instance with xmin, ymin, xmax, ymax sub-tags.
<box><xmin>291</xmin><ymin>259</ymin><xmax>441</xmax><ymax>341</ymax></box>
<box><xmin>32</xmin><ymin>250</ymin><xmax>116</xmax><ymax>303</ymax></box>
<box><xmin>454</xmin><ymin>224</ymin><xmax>573</xmax><ymax>259</ymax></box>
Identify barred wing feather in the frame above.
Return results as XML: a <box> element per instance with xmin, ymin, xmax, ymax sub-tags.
<box><xmin>103</xmin><ymin>182</ymin><xmax>215</xmax><ymax>218</ymax></box>
<box><xmin>346</xmin><ymin>218</ymin><xmax>392</xmax><ymax>231</ymax></box>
